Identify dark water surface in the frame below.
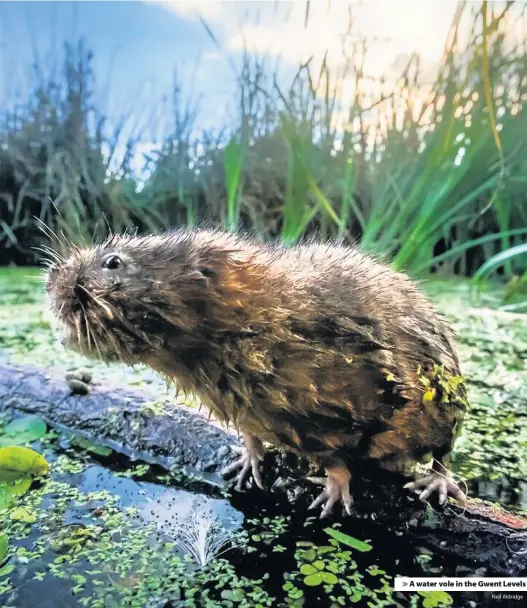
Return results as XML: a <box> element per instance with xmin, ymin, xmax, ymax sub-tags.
<box><xmin>0</xmin><ymin>431</ymin><xmax>523</xmax><ymax>608</ymax></box>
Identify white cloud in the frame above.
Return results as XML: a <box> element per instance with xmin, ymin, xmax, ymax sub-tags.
<box><xmin>152</xmin><ymin>0</ymin><xmax>228</xmax><ymax>22</ymax></box>
<box><xmin>226</xmin><ymin>1</ymin><xmax>458</xmax><ymax>77</ymax></box>
<box><xmin>146</xmin><ymin>0</ymin><xmax>527</xmax><ymax>118</ymax></box>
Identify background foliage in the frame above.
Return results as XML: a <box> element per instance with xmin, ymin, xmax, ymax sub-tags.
<box><xmin>0</xmin><ymin>2</ymin><xmax>526</xmax><ymax>287</ymax></box>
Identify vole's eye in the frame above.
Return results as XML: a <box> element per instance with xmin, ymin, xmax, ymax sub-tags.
<box><xmin>102</xmin><ymin>255</ymin><xmax>122</xmax><ymax>270</ymax></box>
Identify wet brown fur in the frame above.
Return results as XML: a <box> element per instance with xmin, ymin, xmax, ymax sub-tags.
<box><xmin>45</xmin><ymin>228</ymin><xmax>469</xmax><ymax>478</ymax></box>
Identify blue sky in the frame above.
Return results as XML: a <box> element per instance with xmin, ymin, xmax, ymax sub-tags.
<box><xmin>0</xmin><ymin>0</ymin><xmax>458</xmax><ymax>125</ymax></box>
<box><xmin>0</xmin><ymin>0</ymin><xmax>463</xmax><ymax>173</ymax></box>
<box><xmin>0</xmin><ymin>1</ymin><xmax>245</xmax><ymax>140</ymax></box>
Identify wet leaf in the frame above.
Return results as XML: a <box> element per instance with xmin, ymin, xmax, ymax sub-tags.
<box><xmin>320</xmin><ymin>572</ymin><xmax>338</xmax><ymax>585</ymax></box>
<box><xmin>324</xmin><ymin>527</ymin><xmax>372</xmax><ymax>552</ymax></box>
<box><xmin>288</xmin><ymin>587</ymin><xmax>303</xmax><ymax>599</ymax></box>
<box><xmin>0</xmin><ymin>476</ymin><xmax>32</xmax><ymax>509</ymax></box>
<box><xmin>0</xmin><ymin>446</ymin><xmax>49</xmax><ymax>483</ymax></box>
<box><xmin>303</xmin><ymin>572</ymin><xmax>323</xmax><ymax>586</ymax></box>
<box><xmin>0</xmin><ymin>533</ymin><xmax>8</xmax><ymax>564</ymax></box>
<box><xmin>88</xmin><ymin>444</ymin><xmax>112</xmax><ymax>457</ymax></box>
<box><xmin>326</xmin><ymin>561</ymin><xmax>341</xmax><ymax>574</ymax></box>
<box><xmin>0</xmin><ymin>563</ymin><xmax>14</xmax><ymax>577</ymax></box>
<box><xmin>422</xmin><ymin>389</ymin><xmax>437</xmax><ymax>405</ymax></box>
<box><xmin>368</xmin><ymin>566</ymin><xmax>386</xmax><ymax>576</ymax></box>
<box><xmin>418</xmin><ymin>590</ymin><xmax>454</xmax><ymax>607</ymax></box>
<box><xmin>301</xmin><ymin>548</ymin><xmax>316</xmax><ymax>562</ymax></box>
<box><xmin>300</xmin><ymin>564</ymin><xmax>317</xmax><ymax>576</ymax></box>
<box><xmin>0</xmin><ymin>415</ymin><xmax>47</xmax><ymax>447</ymax></box>
<box><xmin>73</xmin><ymin>438</ymin><xmax>113</xmax><ymax>457</ymax></box>
<box><xmin>10</xmin><ymin>507</ymin><xmax>37</xmax><ymax>523</ymax></box>
<box><xmin>221</xmin><ymin>588</ymin><xmax>244</xmax><ymax>602</ymax></box>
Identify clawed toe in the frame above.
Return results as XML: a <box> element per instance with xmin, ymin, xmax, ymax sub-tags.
<box><xmin>404</xmin><ymin>472</ymin><xmax>466</xmax><ymax>507</ymax></box>
<box><xmin>308</xmin><ymin>465</ymin><xmax>353</xmax><ymax>518</ymax></box>
<box><xmin>220</xmin><ymin>435</ymin><xmax>265</xmax><ymax>491</ymax></box>
<box><xmin>309</xmin><ymin>488</ymin><xmax>352</xmax><ymax>519</ymax></box>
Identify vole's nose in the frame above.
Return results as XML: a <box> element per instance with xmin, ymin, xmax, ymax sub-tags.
<box><xmin>71</xmin><ymin>283</ymin><xmax>90</xmax><ymax>311</ymax></box>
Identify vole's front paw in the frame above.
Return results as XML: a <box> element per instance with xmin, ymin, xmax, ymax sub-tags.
<box><xmin>404</xmin><ymin>472</ymin><xmax>467</xmax><ymax>507</ymax></box>
<box><xmin>221</xmin><ymin>434</ymin><xmax>265</xmax><ymax>491</ymax></box>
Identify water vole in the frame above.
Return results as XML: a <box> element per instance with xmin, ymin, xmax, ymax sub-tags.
<box><xmin>45</xmin><ymin>228</ymin><xmax>469</xmax><ymax>516</ymax></box>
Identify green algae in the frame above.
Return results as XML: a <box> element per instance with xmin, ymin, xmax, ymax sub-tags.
<box><xmin>0</xmin><ymin>431</ymin><xmax>249</xmax><ymax>608</ymax></box>
<box><xmin>0</xmin><ymin>421</ymin><xmax>496</xmax><ymax>608</ymax></box>
<box><xmin>286</xmin><ymin>536</ymin><xmax>401</xmax><ymax>607</ymax></box>
<box><xmin>324</xmin><ymin>527</ymin><xmax>372</xmax><ymax>552</ymax></box>
<box><xmin>429</xmin><ymin>287</ymin><xmax>527</xmax><ymax>496</ymax></box>
<box><xmin>417</xmin><ymin>364</ymin><xmax>468</xmax><ymax>411</ymax></box>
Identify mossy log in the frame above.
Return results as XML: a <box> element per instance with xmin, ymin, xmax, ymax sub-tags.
<box><xmin>0</xmin><ymin>359</ymin><xmax>238</xmax><ymax>475</ymax></box>
<box><xmin>0</xmin><ymin>359</ymin><xmax>525</xmax><ymax>576</ymax></box>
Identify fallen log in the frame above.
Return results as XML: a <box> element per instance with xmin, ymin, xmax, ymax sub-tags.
<box><xmin>0</xmin><ymin>358</ymin><xmax>239</xmax><ymax>475</ymax></box>
<box><xmin>0</xmin><ymin>359</ymin><xmax>525</xmax><ymax>576</ymax></box>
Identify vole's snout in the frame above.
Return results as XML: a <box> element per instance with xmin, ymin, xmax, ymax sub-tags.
<box><xmin>71</xmin><ymin>282</ymin><xmax>90</xmax><ymax>313</ymax></box>
<box><xmin>46</xmin><ymin>263</ymin><xmax>91</xmax><ymax>320</ymax></box>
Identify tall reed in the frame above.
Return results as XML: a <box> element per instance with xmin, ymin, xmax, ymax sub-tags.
<box><xmin>1</xmin><ymin>2</ymin><xmax>526</xmax><ymax>280</ymax></box>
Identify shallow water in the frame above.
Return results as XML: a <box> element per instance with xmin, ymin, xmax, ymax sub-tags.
<box><xmin>0</xmin><ymin>429</ymin><xmax>504</xmax><ymax>608</ymax></box>
<box><xmin>0</xmin><ymin>432</ymin><xmax>242</xmax><ymax>607</ymax></box>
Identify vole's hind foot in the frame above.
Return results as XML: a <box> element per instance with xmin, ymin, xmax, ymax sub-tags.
<box><xmin>308</xmin><ymin>464</ymin><xmax>353</xmax><ymax>519</ymax></box>
<box><xmin>221</xmin><ymin>434</ymin><xmax>265</xmax><ymax>491</ymax></box>
<box><xmin>404</xmin><ymin>472</ymin><xmax>466</xmax><ymax>507</ymax></box>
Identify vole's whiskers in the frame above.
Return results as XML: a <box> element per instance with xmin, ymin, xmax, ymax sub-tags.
<box><xmin>82</xmin><ymin>307</ymin><xmax>93</xmax><ymax>353</ymax></box>
<box><xmin>80</xmin><ymin>287</ymin><xmax>115</xmax><ymax>320</ymax></box>
<box><xmin>35</xmin><ymin>217</ymin><xmax>65</xmax><ymax>248</ymax></box>
<box><xmin>38</xmin><ymin>259</ymin><xmax>55</xmax><ymax>272</ymax></box>
<box><xmin>74</xmin><ymin>314</ymin><xmax>82</xmax><ymax>349</ymax></box>
<box><xmin>93</xmin><ymin>311</ymin><xmax>123</xmax><ymax>361</ymax></box>
<box><xmin>101</xmin><ymin>324</ymin><xmax>123</xmax><ymax>362</ymax></box>
<box><xmin>68</xmin><ymin>281</ymin><xmax>123</xmax><ymax>362</ymax></box>
<box><xmin>90</xmin><ymin>321</ymin><xmax>104</xmax><ymax>361</ymax></box>
<box><xmin>33</xmin><ymin>246</ymin><xmax>64</xmax><ymax>265</ymax></box>
<box><xmin>76</xmin><ymin>299</ymin><xmax>90</xmax><ymax>350</ymax></box>
<box><xmin>87</xmin><ymin>303</ymin><xmax>124</xmax><ymax>362</ymax></box>
<box><xmin>40</xmin><ymin>243</ymin><xmax>63</xmax><ymax>257</ymax></box>
<box><xmin>74</xmin><ymin>286</ymin><xmax>105</xmax><ymax>360</ymax></box>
